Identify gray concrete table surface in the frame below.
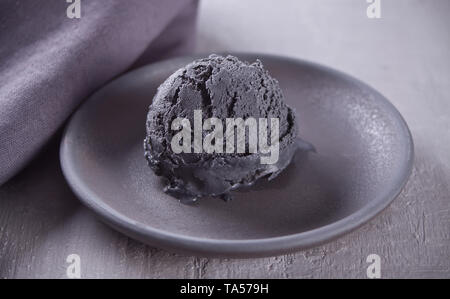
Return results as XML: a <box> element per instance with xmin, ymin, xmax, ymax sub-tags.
<box><xmin>0</xmin><ymin>0</ymin><xmax>449</xmax><ymax>278</ymax></box>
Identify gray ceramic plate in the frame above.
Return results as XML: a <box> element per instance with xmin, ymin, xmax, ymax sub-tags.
<box><xmin>60</xmin><ymin>53</ymin><xmax>414</xmax><ymax>257</ymax></box>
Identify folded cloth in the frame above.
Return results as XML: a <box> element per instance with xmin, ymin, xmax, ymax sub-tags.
<box><xmin>0</xmin><ymin>0</ymin><xmax>198</xmax><ymax>185</ymax></box>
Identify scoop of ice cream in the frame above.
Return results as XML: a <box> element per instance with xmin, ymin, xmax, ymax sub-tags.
<box><xmin>144</xmin><ymin>54</ymin><xmax>309</xmax><ymax>202</ymax></box>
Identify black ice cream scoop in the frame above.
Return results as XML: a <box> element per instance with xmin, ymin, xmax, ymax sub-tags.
<box><xmin>144</xmin><ymin>54</ymin><xmax>313</xmax><ymax>202</ymax></box>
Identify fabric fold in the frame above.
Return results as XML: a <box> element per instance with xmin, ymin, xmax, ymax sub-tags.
<box><xmin>0</xmin><ymin>0</ymin><xmax>199</xmax><ymax>185</ymax></box>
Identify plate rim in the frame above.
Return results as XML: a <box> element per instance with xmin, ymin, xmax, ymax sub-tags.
<box><xmin>59</xmin><ymin>52</ymin><xmax>415</xmax><ymax>257</ymax></box>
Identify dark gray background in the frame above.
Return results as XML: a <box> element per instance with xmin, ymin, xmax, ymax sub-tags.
<box><xmin>1</xmin><ymin>0</ymin><xmax>449</xmax><ymax>278</ymax></box>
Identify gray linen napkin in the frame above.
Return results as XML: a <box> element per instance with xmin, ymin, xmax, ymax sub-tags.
<box><xmin>0</xmin><ymin>0</ymin><xmax>199</xmax><ymax>185</ymax></box>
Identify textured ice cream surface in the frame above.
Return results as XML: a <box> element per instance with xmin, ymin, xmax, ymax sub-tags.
<box><xmin>144</xmin><ymin>54</ymin><xmax>312</xmax><ymax>202</ymax></box>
